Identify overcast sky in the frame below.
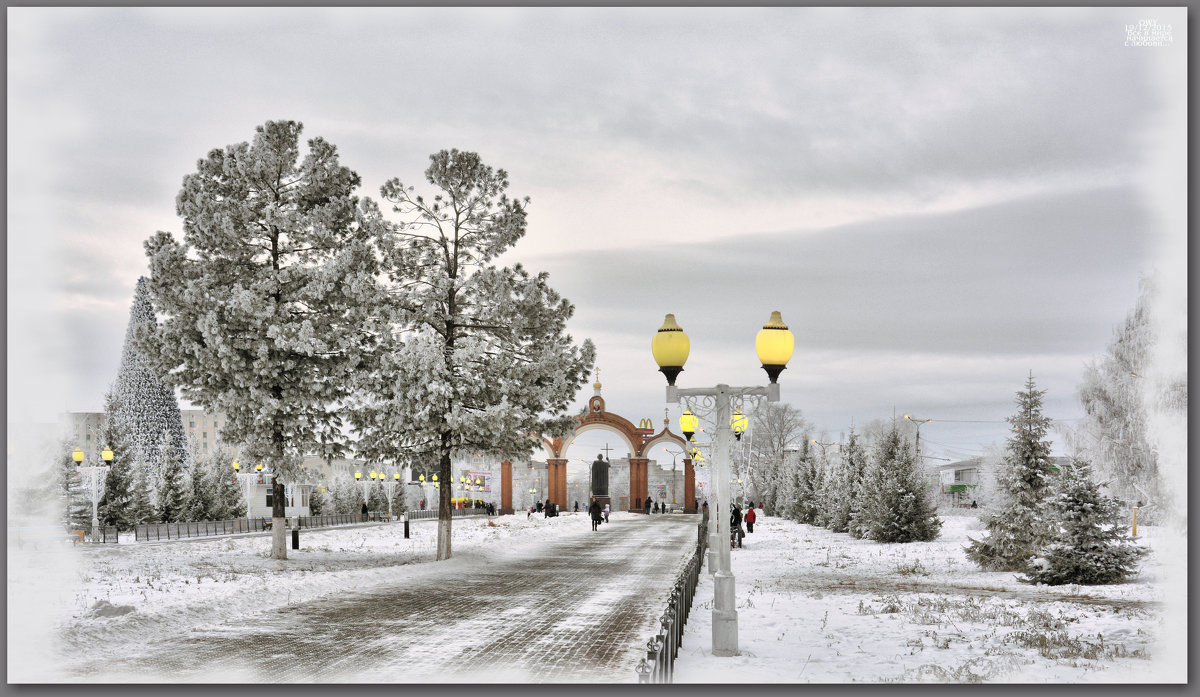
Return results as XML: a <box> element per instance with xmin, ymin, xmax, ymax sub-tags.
<box><xmin>8</xmin><ymin>7</ymin><xmax>1187</xmax><ymax>463</ymax></box>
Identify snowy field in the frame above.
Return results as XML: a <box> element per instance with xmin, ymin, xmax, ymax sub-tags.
<box><xmin>6</xmin><ymin>510</ymin><xmax>1185</xmax><ymax>683</ymax></box>
<box><xmin>674</xmin><ymin>512</ymin><xmax>1183</xmax><ymax>683</ymax></box>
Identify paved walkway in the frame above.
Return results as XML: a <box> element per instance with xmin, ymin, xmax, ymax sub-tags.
<box><xmin>70</xmin><ymin>514</ymin><xmax>701</xmax><ymax>683</ymax></box>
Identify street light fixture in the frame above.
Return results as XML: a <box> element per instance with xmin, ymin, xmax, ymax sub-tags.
<box><xmin>651</xmin><ymin>310</ymin><xmax>793</xmax><ymax>657</ymax></box>
<box><xmin>680</xmin><ymin>410</ymin><xmax>698</xmax><ymax>442</ymax></box>
<box><xmin>231</xmin><ymin>459</ymin><xmax>258</xmax><ymax>520</ymax></box>
<box><xmin>903</xmin><ymin>414</ymin><xmax>932</xmax><ymax>459</ymax></box>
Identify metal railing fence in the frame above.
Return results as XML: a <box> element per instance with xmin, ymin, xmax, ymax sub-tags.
<box><xmin>636</xmin><ymin>515</ymin><xmax>708</xmax><ymax>683</ymax></box>
<box><xmin>405</xmin><ymin>508</ymin><xmax>487</xmax><ymax>521</ymax></box>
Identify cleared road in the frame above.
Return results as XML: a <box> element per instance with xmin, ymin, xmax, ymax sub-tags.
<box><xmin>68</xmin><ymin>514</ymin><xmax>702</xmax><ymax>683</ymax></box>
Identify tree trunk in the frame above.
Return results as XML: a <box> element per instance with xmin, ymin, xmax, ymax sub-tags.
<box><xmin>436</xmin><ymin>433</ymin><xmax>453</xmax><ymax>560</ymax></box>
<box><xmin>270</xmin><ymin>476</ymin><xmax>287</xmax><ymax>560</ymax></box>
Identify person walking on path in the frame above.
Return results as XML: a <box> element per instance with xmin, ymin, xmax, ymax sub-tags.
<box><xmin>589</xmin><ymin>497</ymin><xmax>602</xmax><ymax>531</ymax></box>
<box><xmin>644</xmin><ymin>497</ymin><xmax>652</xmax><ymax>515</ymax></box>
<box><xmin>744</xmin><ymin>504</ymin><xmax>756</xmax><ymax>533</ymax></box>
<box><xmin>603</xmin><ymin>502</ymin><xmax>610</xmax><ymax>524</ymax></box>
<box><xmin>730</xmin><ymin>504</ymin><xmax>745</xmax><ymax>548</ymax></box>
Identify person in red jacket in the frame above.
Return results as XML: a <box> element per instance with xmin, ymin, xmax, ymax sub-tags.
<box><xmin>744</xmin><ymin>504</ymin><xmax>757</xmax><ymax>533</ymax></box>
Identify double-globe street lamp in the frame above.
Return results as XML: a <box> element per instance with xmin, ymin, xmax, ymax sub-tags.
<box><xmin>652</xmin><ymin>311</ymin><xmax>794</xmax><ymax>657</ymax></box>
<box><xmin>231</xmin><ymin>460</ymin><xmax>262</xmax><ymax>520</ymax></box>
<box><xmin>72</xmin><ymin>447</ymin><xmax>112</xmax><ymax>542</ymax></box>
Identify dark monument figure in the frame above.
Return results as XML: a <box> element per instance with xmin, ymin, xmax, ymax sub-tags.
<box><xmin>590</xmin><ymin>454</ymin><xmax>609</xmax><ymax>498</ymax></box>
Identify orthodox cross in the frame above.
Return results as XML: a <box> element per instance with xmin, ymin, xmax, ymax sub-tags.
<box><xmin>595</xmin><ymin>366</ymin><xmax>601</xmax><ymax>383</ymax></box>
<box><xmin>601</xmin><ymin>443</ymin><xmax>613</xmax><ymax>462</ymax></box>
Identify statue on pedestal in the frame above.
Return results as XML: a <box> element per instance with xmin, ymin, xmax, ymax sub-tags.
<box><xmin>590</xmin><ymin>454</ymin><xmax>609</xmax><ymax>498</ymax></box>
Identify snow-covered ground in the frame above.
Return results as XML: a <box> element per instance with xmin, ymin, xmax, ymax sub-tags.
<box><xmin>7</xmin><ymin>510</ymin><xmax>1184</xmax><ymax>683</ymax></box>
<box><xmin>674</xmin><ymin>512</ymin><xmax>1181</xmax><ymax>683</ymax></box>
<box><xmin>8</xmin><ymin>512</ymin><xmax>603</xmax><ymax>682</ymax></box>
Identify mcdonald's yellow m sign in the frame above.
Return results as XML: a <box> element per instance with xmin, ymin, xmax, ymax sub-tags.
<box><xmin>637</xmin><ymin>418</ymin><xmax>655</xmax><ymax>435</ymax></box>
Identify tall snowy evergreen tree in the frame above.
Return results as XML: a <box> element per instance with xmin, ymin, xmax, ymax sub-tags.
<box><xmin>127</xmin><ymin>459</ymin><xmax>159</xmax><ymax>525</ymax></box>
<box><xmin>157</xmin><ymin>436</ymin><xmax>189</xmax><ymax>523</ymax></box>
<box><xmin>140</xmin><ymin>120</ymin><xmax>384</xmax><ymax>560</ymax></box>
<box><xmin>857</xmin><ymin>422</ymin><xmax>941</xmax><ymax>543</ymax></box>
<box><xmin>1022</xmin><ymin>459</ymin><xmax>1148</xmax><ymax>585</ymax></box>
<box><xmin>97</xmin><ymin>391</ymin><xmax>136</xmax><ymax>529</ymax></box>
<box><xmin>352</xmin><ymin>149</ymin><xmax>595</xmax><ymax>561</ymax></box>
<box><xmin>333</xmin><ymin>475</ymin><xmax>362</xmax><ymax>514</ymax></box>
<box><xmin>966</xmin><ymin>375</ymin><xmax>1058</xmax><ymax>571</ymax></box>
<box><xmin>112</xmin><ymin>277</ymin><xmax>189</xmax><ymax>499</ymax></box>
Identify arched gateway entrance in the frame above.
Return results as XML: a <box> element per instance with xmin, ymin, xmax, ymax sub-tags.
<box><xmin>497</xmin><ymin>379</ymin><xmax>695</xmax><ymax>514</ymax></box>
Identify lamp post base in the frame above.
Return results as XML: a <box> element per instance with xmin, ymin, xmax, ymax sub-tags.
<box><xmin>711</xmin><ymin>571</ymin><xmax>739</xmax><ymax>655</ymax></box>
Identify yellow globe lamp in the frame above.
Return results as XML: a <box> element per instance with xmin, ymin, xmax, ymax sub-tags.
<box><xmin>369</xmin><ymin>470</ymin><xmax>377</xmax><ymax>480</ymax></box>
<box><xmin>101</xmin><ymin>447</ymin><xmax>114</xmax><ymax>463</ymax></box>
<box><xmin>255</xmin><ymin>462</ymin><xmax>263</xmax><ymax>472</ymax></box>
<box><xmin>755</xmin><ymin>311</ymin><xmax>794</xmax><ymax>383</ymax></box>
<box><xmin>651</xmin><ymin>314</ymin><xmax>690</xmax><ymax>386</ymax></box>
<box><xmin>419</xmin><ymin>474</ymin><xmax>425</xmax><ymax>483</ymax></box>
<box><xmin>679</xmin><ymin>409</ymin><xmax>699</xmax><ymax>441</ymax></box>
<box><xmin>731</xmin><ymin>409</ymin><xmax>748</xmax><ymax>441</ymax></box>
<box><xmin>394</xmin><ymin>472</ymin><xmax>401</xmax><ymax>481</ymax></box>
<box><xmin>355</xmin><ymin>470</ymin><xmax>362</xmax><ymax>481</ymax></box>
<box><xmin>232</xmin><ymin>459</ymin><xmax>240</xmax><ymax>471</ymax></box>
<box><xmin>72</xmin><ymin>448</ymin><xmax>85</xmax><ymax>464</ymax></box>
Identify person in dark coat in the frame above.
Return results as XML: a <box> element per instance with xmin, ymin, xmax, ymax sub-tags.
<box><xmin>588</xmin><ymin>497</ymin><xmax>602</xmax><ymax>531</ymax></box>
<box><xmin>744</xmin><ymin>504</ymin><xmax>757</xmax><ymax>533</ymax></box>
<box><xmin>361</xmin><ymin>501</ymin><xmax>369</xmax><ymax>520</ymax></box>
<box><xmin>644</xmin><ymin>497</ymin><xmax>652</xmax><ymax>515</ymax></box>
<box><xmin>544</xmin><ymin>499</ymin><xmax>551</xmax><ymax>518</ymax></box>
<box><xmin>730</xmin><ymin>504</ymin><xmax>744</xmax><ymax>548</ymax></box>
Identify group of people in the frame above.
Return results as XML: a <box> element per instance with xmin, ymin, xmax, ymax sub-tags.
<box><xmin>588</xmin><ymin>497</ymin><xmax>611</xmax><ymax>530</ymax></box>
<box><xmin>729</xmin><ymin>502</ymin><xmax>757</xmax><ymax>548</ymax></box>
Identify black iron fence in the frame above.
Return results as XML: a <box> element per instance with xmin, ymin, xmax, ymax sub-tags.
<box><xmin>405</xmin><ymin>508</ymin><xmax>487</xmax><ymax>521</ymax></box>
<box><xmin>133</xmin><ymin>510</ymin><xmax>432</xmax><ymax>542</ymax></box>
<box><xmin>636</xmin><ymin>515</ymin><xmax>708</xmax><ymax>684</ymax></box>
<box><xmin>297</xmin><ymin>512</ymin><xmax>396</xmax><ymax>528</ymax></box>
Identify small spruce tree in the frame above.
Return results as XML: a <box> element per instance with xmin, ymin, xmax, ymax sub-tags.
<box><xmin>157</xmin><ymin>436</ymin><xmax>189</xmax><ymax>523</ymax></box>
<box><xmin>186</xmin><ymin>458</ymin><xmax>215</xmax><ymax>521</ymax></box>
<box><xmin>127</xmin><ymin>459</ymin><xmax>159</xmax><ymax>525</ymax></box>
<box><xmin>966</xmin><ymin>374</ymin><xmax>1058</xmax><ymax>571</ymax></box>
<box><xmin>58</xmin><ymin>443</ymin><xmax>93</xmax><ymax>531</ymax></box>
<box><xmin>1022</xmin><ymin>460</ymin><xmax>1148</xmax><ymax>585</ymax></box>
<box><xmin>859</xmin><ymin>422</ymin><xmax>941</xmax><ymax>543</ymax></box>
<box><xmin>307</xmin><ymin>486</ymin><xmax>326</xmax><ymax>516</ymax></box>
<box><xmin>97</xmin><ymin>391</ymin><xmax>137</xmax><ymax>530</ymax></box>
<box><xmin>367</xmin><ymin>480</ymin><xmax>388</xmax><ymax>513</ymax></box>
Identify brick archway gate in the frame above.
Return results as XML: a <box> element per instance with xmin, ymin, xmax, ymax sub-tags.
<box><xmin>499</xmin><ymin>379</ymin><xmax>693</xmax><ymax>514</ymax></box>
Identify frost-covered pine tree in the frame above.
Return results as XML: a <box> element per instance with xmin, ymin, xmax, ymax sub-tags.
<box><xmin>367</xmin><ymin>480</ymin><xmax>387</xmax><ymax>513</ymax></box>
<box><xmin>185</xmin><ymin>458</ymin><xmax>215</xmax><ymax>522</ymax></box>
<box><xmin>157</xmin><ymin>436</ymin><xmax>189</xmax><ymax>523</ymax></box>
<box><xmin>127</xmin><ymin>459</ymin><xmax>159</xmax><ymax>525</ymax></box>
<box><xmin>966</xmin><ymin>374</ymin><xmax>1058</xmax><ymax>571</ymax></box>
<box><xmin>112</xmin><ymin>277</ymin><xmax>189</xmax><ymax>499</ymax></box>
<box><xmin>333</xmin><ymin>475</ymin><xmax>362</xmax><ymax>514</ymax></box>
<box><xmin>858</xmin><ymin>422</ymin><xmax>941</xmax><ymax>543</ymax></box>
<box><xmin>307</xmin><ymin>486</ymin><xmax>326</xmax><ymax>516</ymax></box>
<box><xmin>353</xmin><ymin>149</ymin><xmax>596</xmax><ymax>561</ymax></box>
<box><xmin>58</xmin><ymin>442</ymin><xmax>92</xmax><ymax>531</ymax></box>
<box><xmin>824</xmin><ymin>429</ymin><xmax>865</xmax><ymax>533</ymax></box>
<box><xmin>140</xmin><ymin>120</ymin><xmax>384</xmax><ymax>560</ymax></box>
<box><xmin>97</xmin><ymin>391</ymin><xmax>136</xmax><ymax>530</ymax></box>
<box><xmin>389</xmin><ymin>483</ymin><xmax>407</xmax><ymax>516</ymax></box>
<box><xmin>1022</xmin><ymin>459</ymin><xmax>1148</xmax><ymax>585</ymax></box>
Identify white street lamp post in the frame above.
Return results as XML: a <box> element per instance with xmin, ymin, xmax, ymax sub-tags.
<box><xmin>73</xmin><ymin>447</ymin><xmax>111</xmax><ymax>543</ymax></box>
<box><xmin>651</xmin><ymin>311</ymin><xmax>794</xmax><ymax>658</ymax></box>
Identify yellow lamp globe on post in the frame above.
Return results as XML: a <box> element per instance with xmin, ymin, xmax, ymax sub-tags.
<box><xmin>101</xmin><ymin>447</ymin><xmax>114</xmax><ymax>464</ymax></box>
<box><xmin>731</xmin><ymin>409</ymin><xmax>748</xmax><ymax>441</ymax></box>
<box><xmin>355</xmin><ymin>470</ymin><xmax>362</xmax><ymax>481</ymax></box>
<box><xmin>679</xmin><ymin>409</ymin><xmax>699</xmax><ymax>441</ymax></box>
<box><xmin>394</xmin><ymin>472</ymin><xmax>401</xmax><ymax>481</ymax></box>
<box><xmin>419</xmin><ymin>474</ymin><xmax>425</xmax><ymax>483</ymax></box>
<box><xmin>651</xmin><ymin>313</ymin><xmax>690</xmax><ymax>386</ymax></box>
<box><xmin>72</xmin><ymin>448</ymin><xmax>85</xmax><ymax>464</ymax></box>
<box><xmin>370</xmin><ymin>470</ymin><xmax>377</xmax><ymax>480</ymax></box>
<box><xmin>255</xmin><ymin>462</ymin><xmax>263</xmax><ymax>473</ymax></box>
<box><xmin>755</xmin><ymin>310</ymin><xmax>795</xmax><ymax>384</ymax></box>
